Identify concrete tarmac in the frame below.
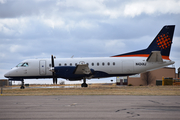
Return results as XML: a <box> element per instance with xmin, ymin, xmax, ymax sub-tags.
<box><xmin>0</xmin><ymin>96</ymin><xmax>180</xmax><ymax>120</ymax></box>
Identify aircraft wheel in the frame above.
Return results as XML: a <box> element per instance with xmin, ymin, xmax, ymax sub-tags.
<box><xmin>20</xmin><ymin>86</ymin><xmax>25</xmax><ymax>89</ymax></box>
<box><xmin>81</xmin><ymin>83</ymin><xmax>88</xmax><ymax>87</ymax></box>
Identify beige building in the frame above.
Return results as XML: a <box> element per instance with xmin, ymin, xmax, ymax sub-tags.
<box><xmin>127</xmin><ymin>67</ymin><xmax>177</xmax><ymax>86</ymax></box>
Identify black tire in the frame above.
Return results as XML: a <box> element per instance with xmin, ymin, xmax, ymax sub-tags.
<box><xmin>85</xmin><ymin>84</ymin><xmax>88</xmax><ymax>87</ymax></box>
<box><xmin>81</xmin><ymin>83</ymin><xmax>88</xmax><ymax>87</ymax></box>
<box><xmin>20</xmin><ymin>86</ymin><xmax>25</xmax><ymax>89</ymax></box>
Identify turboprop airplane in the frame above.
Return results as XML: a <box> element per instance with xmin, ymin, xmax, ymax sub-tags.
<box><xmin>4</xmin><ymin>25</ymin><xmax>175</xmax><ymax>89</ymax></box>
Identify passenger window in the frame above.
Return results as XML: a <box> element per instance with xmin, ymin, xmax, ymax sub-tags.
<box><xmin>59</xmin><ymin>63</ymin><xmax>61</xmax><ymax>66</ymax></box>
<box><xmin>102</xmin><ymin>62</ymin><xmax>105</xmax><ymax>66</ymax></box>
<box><xmin>107</xmin><ymin>62</ymin><xmax>110</xmax><ymax>66</ymax></box>
<box><xmin>97</xmin><ymin>63</ymin><xmax>99</xmax><ymax>66</ymax></box>
<box><xmin>49</xmin><ymin>64</ymin><xmax>51</xmax><ymax>67</ymax></box>
<box><xmin>64</xmin><ymin>63</ymin><xmax>67</xmax><ymax>66</ymax></box>
<box><xmin>87</xmin><ymin>63</ymin><xmax>89</xmax><ymax>66</ymax></box>
<box><xmin>70</xmin><ymin>63</ymin><xmax>72</xmax><ymax>66</ymax></box>
<box><xmin>92</xmin><ymin>63</ymin><xmax>94</xmax><ymax>66</ymax></box>
<box><xmin>113</xmin><ymin>62</ymin><xmax>115</xmax><ymax>65</ymax></box>
<box><xmin>75</xmin><ymin>63</ymin><xmax>77</xmax><ymax>66</ymax></box>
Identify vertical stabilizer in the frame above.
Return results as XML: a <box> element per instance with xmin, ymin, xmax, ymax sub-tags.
<box><xmin>112</xmin><ymin>25</ymin><xmax>175</xmax><ymax>60</ymax></box>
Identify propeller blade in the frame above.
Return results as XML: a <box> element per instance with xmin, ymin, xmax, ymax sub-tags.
<box><xmin>51</xmin><ymin>55</ymin><xmax>57</xmax><ymax>84</ymax></box>
<box><xmin>51</xmin><ymin>55</ymin><xmax>54</xmax><ymax>67</ymax></box>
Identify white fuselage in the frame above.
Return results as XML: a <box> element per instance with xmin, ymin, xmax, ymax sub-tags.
<box><xmin>4</xmin><ymin>57</ymin><xmax>174</xmax><ymax>80</ymax></box>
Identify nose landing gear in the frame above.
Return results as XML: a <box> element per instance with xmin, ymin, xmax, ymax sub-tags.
<box><xmin>20</xmin><ymin>79</ymin><xmax>25</xmax><ymax>89</ymax></box>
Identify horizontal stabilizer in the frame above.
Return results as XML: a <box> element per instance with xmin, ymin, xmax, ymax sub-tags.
<box><xmin>146</xmin><ymin>51</ymin><xmax>163</xmax><ymax>62</ymax></box>
<box><xmin>74</xmin><ymin>64</ymin><xmax>91</xmax><ymax>74</ymax></box>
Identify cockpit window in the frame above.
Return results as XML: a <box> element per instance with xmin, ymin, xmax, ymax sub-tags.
<box><xmin>16</xmin><ymin>63</ymin><xmax>23</xmax><ymax>67</ymax></box>
<box><xmin>16</xmin><ymin>62</ymin><xmax>29</xmax><ymax>67</ymax></box>
<box><xmin>22</xmin><ymin>62</ymin><xmax>28</xmax><ymax>67</ymax></box>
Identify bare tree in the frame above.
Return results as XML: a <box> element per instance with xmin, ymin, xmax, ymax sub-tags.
<box><xmin>141</xmin><ymin>71</ymin><xmax>155</xmax><ymax>85</ymax></box>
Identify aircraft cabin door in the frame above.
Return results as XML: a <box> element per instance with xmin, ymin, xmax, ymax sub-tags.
<box><xmin>39</xmin><ymin>60</ymin><xmax>46</xmax><ymax>75</ymax></box>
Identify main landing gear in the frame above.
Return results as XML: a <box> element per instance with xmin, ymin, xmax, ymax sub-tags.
<box><xmin>81</xmin><ymin>78</ymin><xmax>88</xmax><ymax>87</ymax></box>
<box><xmin>20</xmin><ymin>79</ymin><xmax>25</xmax><ymax>89</ymax></box>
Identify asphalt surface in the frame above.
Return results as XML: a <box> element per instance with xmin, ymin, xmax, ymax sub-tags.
<box><xmin>0</xmin><ymin>96</ymin><xmax>180</xmax><ymax>120</ymax></box>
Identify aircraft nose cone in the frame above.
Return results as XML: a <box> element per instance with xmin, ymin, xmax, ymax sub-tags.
<box><xmin>4</xmin><ymin>72</ymin><xmax>10</xmax><ymax>78</ymax></box>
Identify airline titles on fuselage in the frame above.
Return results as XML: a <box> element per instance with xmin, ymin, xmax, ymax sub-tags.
<box><xmin>135</xmin><ymin>62</ymin><xmax>146</xmax><ymax>66</ymax></box>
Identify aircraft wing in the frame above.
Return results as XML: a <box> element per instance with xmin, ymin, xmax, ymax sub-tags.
<box><xmin>74</xmin><ymin>64</ymin><xmax>92</xmax><ymax>74</ymax></box>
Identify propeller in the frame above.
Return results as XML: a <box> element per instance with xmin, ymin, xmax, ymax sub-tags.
<box><xmin>51</xmin><ymin>55</ymin><xmax>57</xmax><ymax>84</ymax></box>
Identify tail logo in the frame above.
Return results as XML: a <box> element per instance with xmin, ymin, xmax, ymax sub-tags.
<box><xmin>156</xmin><ymin>34</ymin><xmax>171</xmax><ymax>50</ymax></box>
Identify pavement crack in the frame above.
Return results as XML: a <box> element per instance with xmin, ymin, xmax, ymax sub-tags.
<box><xmin>149</xmin><ymin>100</ymin><xmax>164</xmax><ymax>105</ymax></box>
<box><xmin>115</xmin><ymin>108</ymin><xmax>127</xmax><ymax>112</ymax></box>
<box><xmin>127</xmin><ymin>111</ymin><xmax>140</xmax><ymax>117</ymax></box>
<box><xmin>115</xmin><ymin>108</ymin><xmax>140</xmax><ymax>118</ymax></box>
<box><xmin>115</xmin><ymin>110</ymin><xmax>120</xmax><ymax>112</ymax></box>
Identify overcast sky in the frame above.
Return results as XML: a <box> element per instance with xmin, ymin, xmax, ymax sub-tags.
<box><xmin>0</xmin><ymin>0</ymin><xmax>180</xmax><ymax>84</ymax></box>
